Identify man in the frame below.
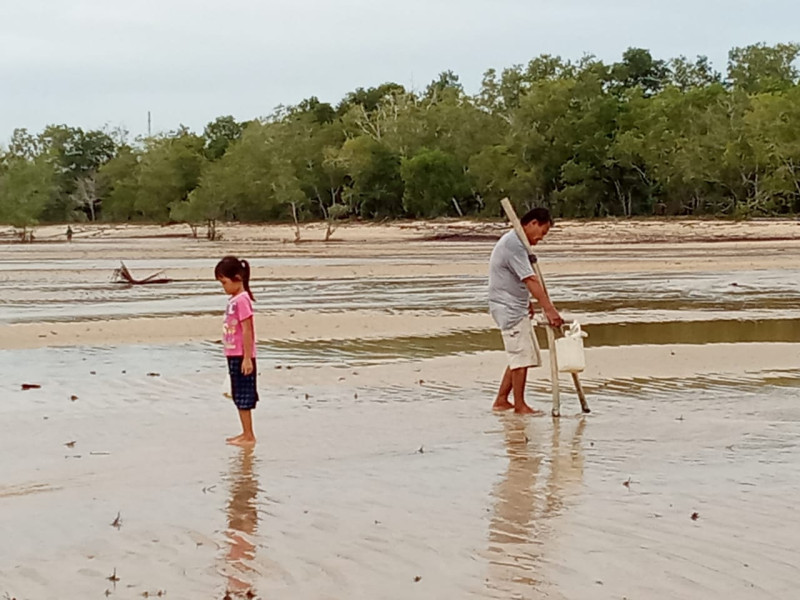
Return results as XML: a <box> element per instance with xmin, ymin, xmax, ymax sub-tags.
<box><xmin>488</xmin><ymin>207</ymin><xmax>563</xmax><ymax>414</ymax></box>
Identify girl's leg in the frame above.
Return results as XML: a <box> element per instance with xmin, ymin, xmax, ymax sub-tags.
<box><xmin>225</xmin><ymin>357</ymin><xmax>241</xmax><ymax>441</ymax></box>
<box><xmin>226</xmin><ymin>405</ymin><xmax>246</xmax><ymax>442</ymax></box>
<box><xmin>229</xmin><ymin>409</ymin><xmax>256</xmax><ymax>446</ymax></box>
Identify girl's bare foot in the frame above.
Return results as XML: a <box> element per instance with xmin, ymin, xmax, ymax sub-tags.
<box><xmin>515</xmin><ymin>403</ymin><xmax>544</xmax><ymax>416</ymax></box>
<box><xmin>228</xmin><ymin>436</ymin><xmax>256</xmax><ymax>447</ymax></box>
<box><xmin>492</xmin><ymin>399</ymin><xmax>515</xmax><ymax>411</ymax></box>
<box><xmin>226</xmin><ymin>433</ymin><xmax>244</xmax><ymax>442</ymax></box>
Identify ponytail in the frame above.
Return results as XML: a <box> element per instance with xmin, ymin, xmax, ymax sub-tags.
<box><xmin>241</xmin><ymin>259</ymin><xmax>254</xmax><ymax>301</ymax></box>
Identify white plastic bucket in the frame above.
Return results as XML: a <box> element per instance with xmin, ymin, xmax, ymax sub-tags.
<box><xmin>555</xmin><ymin>321</ymin><xmax>587</xmax><ymax>373</ymax></box>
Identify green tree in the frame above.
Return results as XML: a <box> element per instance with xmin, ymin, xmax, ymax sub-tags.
<box><xmin>291</xmin><ymin>97</ymin><xmax>336</xmax><ymax>125</ymax></box>
<box><xmin>336</xmin><ymin>82</ymin><xmax>406</xmax><ymax>116</ymax></box>
<box><xmin>401</xmin><ymin>148</ymin><xmax>470</xmax><ymax>218</ymax></box>
<box><xmin>35</xmin><ymin>125</ymin><xmax>116</xmax><ymax>221</ymax></box>
<box><xmin>203</xmin><ymin>116</ymin><xmax>245</xmax><ymax>161</ymax></box>
<box><xmin>335</xmin><ymin>136</ymin><xmax>405</xmax><ymax>218</ymax></box>
<box><xmin>424</xmin><ymin>70</ymin><xmax>464</xmax><ymax>101</ymax></box>
<box><xmin>744</xmin><ymin>86</ymin><xmax>800</xmax><ymax>213</ymax></box>
<box><xmin>97</xmin><ymin>146</ymin><xmax>141</xmax><ymax>221</ymax></box>
<box><xmin>182</xmin><ymin>121</ymin><xmax>307</xmax><ymax>234</ymax></box>
<box><xmin>277</xmin><ymin>111</ymin><xmax>346</xmax><ymax>229</ymax></box>
<box><xmin>507</xmin><ymin>68</ymin><xmax>620</xmax><ymax>216</ymax></box>
<box><xmin>135</xmin><ymin>131</ymin><xmax>205</xmax><ymax>222</ymax></box>
<box><xmin>6</xmin><ymin>128</ymin><xmax>42</xmax><ymax>160</ymax></box>
<box><xmin>468</xmin><ymin>144</ymin><xmax>519</xmax><ymax>215</ymax></box>
<box><xmin>0</xmin><ymin>156</ymin><xmax>56</xmax><ymax>240</ymax></box>
<box><xmin>727</xmin><ymin>42</ymin><xmax>800</xmax><ymax>93</ymax></box>
<box><xmin>611</xmin><ymin>47</ymin><xmax>668</xmax><ymax>96</ymax></box>
<box><xmin>668</xmin><ymin>55</ymin><xmax>721</xmax><ymax>91</ymax></box>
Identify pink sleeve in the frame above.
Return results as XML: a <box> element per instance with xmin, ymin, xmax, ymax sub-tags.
<box><xmin>235</xmin><ymin>295</ymin><xmax>254</xmax><ymax>322</ymax></box>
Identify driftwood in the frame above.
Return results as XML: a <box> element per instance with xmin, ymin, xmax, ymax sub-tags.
<box><xmin>112</xmin><ymin>262</ymin><xmax>172</xmax><ymax>285</ymax></box>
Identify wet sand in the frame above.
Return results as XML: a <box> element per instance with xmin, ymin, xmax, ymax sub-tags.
<box><xmin>1</xmin><ymin>220</ymin><xmax>799</xmax><ymax>599</ymax></box>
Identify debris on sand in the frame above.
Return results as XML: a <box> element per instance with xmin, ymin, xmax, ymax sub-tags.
<box><xmin>112</xmin><ymin>262</ymin><xmax>172</xmax><ymax>285</ymax></box>
<box><xmin>21</xmin><ymin>383</ymin><xmax>41</xmax><ymax>390</ymax></box>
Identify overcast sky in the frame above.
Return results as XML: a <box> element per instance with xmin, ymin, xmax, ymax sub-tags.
<box><xmin>1</xmin><ymin>0</ymin><xmax>798</xmax><ymax>143</ymax></box>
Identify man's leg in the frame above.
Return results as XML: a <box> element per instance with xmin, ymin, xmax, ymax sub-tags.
<box><xmin>511</xmin><ymin>367</ymin><xmax>540</xmax><ymax>415</ymax></box>
<box><xmin>495</xmin><ymin>319</ymin><xmax>542</xmax><ymax>415</ymax></box>
<box><xmin>492</xmin><ymin>367</ymin><xmax>514</xmax><ymax>411</ymax></box>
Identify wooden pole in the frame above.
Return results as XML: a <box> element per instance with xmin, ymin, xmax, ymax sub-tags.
<box><xmin>534</xmin><ymin>260</ymin><xmax>562</xmax><ymax>416</ymax></box>
<box><xmin>545</xmin><ymin>325</ymin><xmax>561</xmax><ymax>416</ymax></box>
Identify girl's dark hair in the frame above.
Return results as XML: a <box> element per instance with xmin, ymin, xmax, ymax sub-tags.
<box><xmin>214</xmin><ymin>256</ymin><xmax>255</xmax><ymax>301</ymax></box>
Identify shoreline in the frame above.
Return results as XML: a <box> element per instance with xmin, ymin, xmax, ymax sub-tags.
<box><xmin>3</xmin><ymin>216</ymin><xmax>800</xmax><ymax>245</ymax></box>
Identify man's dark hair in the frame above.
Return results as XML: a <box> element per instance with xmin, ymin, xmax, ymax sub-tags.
<box><xmin>520</xmin><ymin>207</ymin><xmax>553</xmax><ymax>226</ymax></box>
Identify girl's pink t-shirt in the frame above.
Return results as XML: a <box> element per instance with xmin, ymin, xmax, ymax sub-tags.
<box><xmin>223</xmin><ymin>292</ymin><xmax>257</xmax><ymax>357</ymax></box>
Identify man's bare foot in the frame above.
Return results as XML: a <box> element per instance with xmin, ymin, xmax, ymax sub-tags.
<box><xmin>492</xmin><ymin>399</ymin><xmax>515</xmax><ymax>411</ymax></box>
<box><xmin>227</xmin><ymin>436</ymin><xmax>256</xmax><ymax>447</ymax></box>
<box><xmin>226</xmin><ymin>433</ymin><xmax>244</xmax><ymax>442</ymax></box>
<box><xmin>515</xmin><ymin>403</ymin><xmax>544</xmax><ymax>416</ymax></box>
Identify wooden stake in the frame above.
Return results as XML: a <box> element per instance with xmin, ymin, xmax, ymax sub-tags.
<box><xmin>572</xmin><ymin>372</ymin><xmax>590</xmax><ymax>414</ymax></box>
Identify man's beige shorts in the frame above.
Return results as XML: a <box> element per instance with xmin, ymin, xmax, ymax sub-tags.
<box><xmin>501</xmin><ymin>318</ymin><xmax>542</xmax><ymax>370</ymax></box>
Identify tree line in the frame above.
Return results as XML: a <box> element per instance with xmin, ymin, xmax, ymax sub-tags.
<box><xmin>1</xmin><ymin>43</ymin><xmax>799</xmax><ymax>240</ymax></box>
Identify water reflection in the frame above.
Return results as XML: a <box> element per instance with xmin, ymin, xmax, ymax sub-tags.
<box><xmin>486</xmin><ymin>416</ymin><xmax>586</xmax><ymax>597</ymax></box>
<box><xmin>222</xmin><ymin>447</ymin><xmax>260</xmax><ymax>596</ymax></box>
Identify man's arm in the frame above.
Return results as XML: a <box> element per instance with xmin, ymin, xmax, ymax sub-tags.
<box><xmin>524</xmin><ymin>275</ymin><xmax>563</xmax><ymax>327</ymax></box>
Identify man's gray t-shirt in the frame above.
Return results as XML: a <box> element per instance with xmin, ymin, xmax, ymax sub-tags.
<box><xmin>488</xmin><ymin>230</ymin><xmax>535</xmax><ymax>330</ymax></box>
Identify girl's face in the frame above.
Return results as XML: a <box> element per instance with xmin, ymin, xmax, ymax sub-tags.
<box><xmin>217</xmin><ymin>275</ymin><xmax>243</xmax><ymax>296</ymax></box>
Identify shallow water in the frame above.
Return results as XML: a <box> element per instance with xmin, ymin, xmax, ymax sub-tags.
<box><xmin>2</xmin><ymin>248</ymin><xmax>800</xmax><ymax>324</ymax></box>
<box><xmin>262</xmin><ymin>318</ymin><xmax>800</xmax><ymax>365</ymax></box>
<box><xmin>3</xmin><ymin>314</ymin><xmax>798</xmax><ymax>385</ymax></box>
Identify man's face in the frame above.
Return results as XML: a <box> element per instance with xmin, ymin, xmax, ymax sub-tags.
<box><xmin>525</xmin><ymin>221</ymin><xmax>550</xmax><ymax>246</ymax></box>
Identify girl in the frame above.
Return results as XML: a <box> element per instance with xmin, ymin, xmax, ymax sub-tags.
<box><xmin>215</xmin><ymin>256</ymin><xmax>258</xmax><ymax>446</ymax></box>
